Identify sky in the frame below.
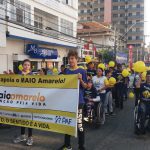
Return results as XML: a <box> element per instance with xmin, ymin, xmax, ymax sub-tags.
<box><xmin>144</xmin><ymin>0</ymin><xmax>150</xmax><ymax>46</ymax></box>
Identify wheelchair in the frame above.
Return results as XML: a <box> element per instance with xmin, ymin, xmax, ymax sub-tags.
<box><xmin>84</xmin><ymin>96</ymin><xmax>104</xmax><ymax>127</ymax></box>
<box><xmin>134</xmin><ymin>100</ymin><xmax>150</xmax><ymax>135</ymax></box>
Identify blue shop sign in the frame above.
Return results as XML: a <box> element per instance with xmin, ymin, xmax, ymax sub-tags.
<box><xmin>26</xmin><ymin>44</ymin><xmax>58</xmax><ymax>59</ymax></box>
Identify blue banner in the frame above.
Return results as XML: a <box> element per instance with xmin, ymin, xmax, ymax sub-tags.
<box><xmin>26</xmin><ymin>44</ymin><xmax>58</xmax><ymax>59</ymax></box>
<box><xmin>116</xmin><ymin>52</ymin><xmax>128</xmax><ymax>64</ymax></box>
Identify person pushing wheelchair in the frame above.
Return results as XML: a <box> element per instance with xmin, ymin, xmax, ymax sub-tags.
<box><xmin>134</xmin><ymin>70</ymin><xmax>150</xmax><ymax>135</ymax></box>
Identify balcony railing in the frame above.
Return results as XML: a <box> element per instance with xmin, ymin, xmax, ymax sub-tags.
<box><xmin>127</xmin><ymin>15</ymin><xmax>144</xmax><ymax>19</ymax></box>
<box><xmin>127</xmin><ymin>7</ymin><xmax>144</xmax><ymax>12</ymax></box>
<box><xmin>127</xmin><ymin>31</ymin><xmax>144</xmax><ymax>35</ymax></box>
<box><xmin>0</xmin><ymin>3</ymin><xmax>77</xmax><ymax>43</ymax></box>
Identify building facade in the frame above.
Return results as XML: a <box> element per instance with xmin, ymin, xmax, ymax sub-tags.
<box><xmin>78</xmin><ymin>0</ymin><xmax>144</xmax><ymax>48</ymax></box>
<box><xmin>0</xmin><ymin>0</ymin><xmax>78</xmax><ymax>73</ymax></box>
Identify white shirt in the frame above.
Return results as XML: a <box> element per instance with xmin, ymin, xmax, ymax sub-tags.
<box><xmin>92</xmin><ymin>76</ymin><xmax>107</xmax><ymax>94</ymax></box>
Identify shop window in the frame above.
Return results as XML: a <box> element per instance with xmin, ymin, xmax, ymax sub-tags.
<box><xmin>46</xmin><ymin>61</ymin><xmax>53</xmax><ymax>69</ymax></box>
<box><xmin>63</xmin><ymin>57</ymin><xmax>68</xmax><ymax>66</ymax></box>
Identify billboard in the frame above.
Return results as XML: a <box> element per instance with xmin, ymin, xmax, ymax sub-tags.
<box><xmin>116</xmin><ymin>52</ymin><xmax>128</xmax><ymax>64</ymax></box>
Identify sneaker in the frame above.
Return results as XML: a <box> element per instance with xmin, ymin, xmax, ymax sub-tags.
<box><xmin>84</xmin><ymin>117</ymin><xmax>89</xmax><ymax>122</ymax></box>
<box><xmin>58</xmin><ymin>145</ymin><xmax>72</xmax><ymax>150</ymax></box>
<box><xmin>105</xmin><ymin>113</ymin><xmax>109</xmax><ymax>116</ymax></box>
<box><xmin>13</xmin><ymin>135</ymin><xmax>26</xmax><ymax>143</ymax></box>
<box><xmin>26</xmin><ymin>137</ymin><xmax>33</xmax><ymax>146</ymax></box>
<box><xmin>109</xmin><ymin>112</ymin><xmax>116</xmax><ymax>116</ymax></box>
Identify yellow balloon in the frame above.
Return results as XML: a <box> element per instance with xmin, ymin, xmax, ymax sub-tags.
<box><xmin>122</xmin><ymin>69</ymin><xmax>129</xmax><ymax>77</ymax></box>
<box><xmin>104</xmin><ymin>79</ymin><xmax>109</xmax><ymax>86</ymax></box>
<box><xmin>18</xmin><ymin>64</ymin><xmax>23</xmax><ymax>71</ymax></box>
<box><xmin>53</xmin><ymin>68</ymin><xmax>58</xmax><ymax>75</ymax></box>
<box><xmin>109</xmin><ymin>77</ymin><xmax>116</xmax><ymax>85</ymax></box>
<box><xmin>85</xmin><ymin>56</ymin><xmax>91</xmax><ymax>63</ymax></box>
<box><xmin>134</xmin><ymin>61</ymin><xmax>146</xmax><ymax>73</ymax></box>
<box><xmin>129</xmin><ymin>92</ymin><xmax>134</xmax><ymax>99</ymax></box>
<box><xmin>141</xmin><ymin>72</ymin><xmax>147</xmax><ymax>81</ymax></box>
<box><xmin>109</xmin><ymin>61</ymin><xmax>115</xmax><ymax>68</ymax></box>
<box><xmin>98</xmin><ymin>63</ymin><xmax>105</xmax><ymax>70</ymax></box>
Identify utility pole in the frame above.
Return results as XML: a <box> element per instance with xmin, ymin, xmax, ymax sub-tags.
<box><xmin>114</xmin><ymin>26</ymin><xmax>117</xmax><ymax>61</ymax></box>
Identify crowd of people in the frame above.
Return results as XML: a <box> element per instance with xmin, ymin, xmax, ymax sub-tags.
<box><xmin>1</xmin><ymin>50</ymin><xmax>150</xmax><ymax>150</ymax></box>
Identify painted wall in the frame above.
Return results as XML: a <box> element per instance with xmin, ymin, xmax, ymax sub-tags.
<box><xmin>104</xmin><ymin>0</ymin><xmax>112</xmax><ymax>23</ymax></box>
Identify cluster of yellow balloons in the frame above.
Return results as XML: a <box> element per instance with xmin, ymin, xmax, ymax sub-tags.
<box><xmin>97</xmin><ymin>61</ymin><xmax>116</xmax><ymax>71</ymax></box>
<box><xmin>133</xmin><ymin>61</ymin><xmax>146</xmax><ymax>73</ymax></box>
<box><xmin>104</xmin><ymin>77</ymin><xmax>116</xmax><ymax>87</ymax></box>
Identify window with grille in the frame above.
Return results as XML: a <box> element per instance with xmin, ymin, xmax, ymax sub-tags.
<box><xmin>61</xmin><ymin>19</ymin><xmax>73</xmax><ymax>36</ymax></box>
<box><xmin>34</xmin><ymin>15</ymin><xmax>43</xmax><ymax>29</ymax></box>
<box><xmin>0</xmin><ymin>0</ymin><xmax>4</xmax><ymax>5</ymax></box>
<box><xmin>62</xmin><ymin>0</ymin><xmax>73</xmax><ymax>7</ymax></box>
<box><xmin>9</xmin><ymin>0</ymin><xmax>31</xmax><ymax>25</ymax></box>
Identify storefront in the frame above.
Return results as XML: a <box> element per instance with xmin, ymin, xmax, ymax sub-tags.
<box><xmin>0</xmin><ymin>38</ymin><xmax>70</xmax><ymax>74</ymax></box>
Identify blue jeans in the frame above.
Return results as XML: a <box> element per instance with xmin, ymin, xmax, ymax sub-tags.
<box><xmin>99</xmin><ymin>93</ymin><xmax>106</xmax><ymax>123</ymax></box>
<box><xmin>104</xmin><ymin>91</ymin><xmax>113</xmax><ymax>113</ymax></box>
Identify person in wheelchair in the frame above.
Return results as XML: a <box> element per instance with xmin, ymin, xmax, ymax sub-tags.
<box><xmin>135</xmin><ymin>70</ymin><xmax>150</xmax><ymax>134</ymax></box>
<box><xmin>83</xmin><ymin>79</ymin><xmax>98</xmax><ymax>122</ymax></box>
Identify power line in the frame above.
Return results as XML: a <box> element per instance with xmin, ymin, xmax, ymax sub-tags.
<box><xmin>3</xmin><ymin>0</ymin><xmax>77</xmax><ymax>34</ymax></box>
<box><xmin>0</xmin><ymin>15</ymin><xmax>111</xmax><ymax>48</ymax></box>
<box><xmin>0</xmin><ymin>5</ymin><xmax>76</xmax><ymax>39</ymax></box>
<box><xmin>0</xmin><ymin>16</ymin><xmax>112</xmax><ymax>48</ymax></box>
<box><xmin>0</xmin><ymin>16</ymin><xmax>78</xmax><ymax>45</ymax></box>
<box><xmin>0</xmin><ymin>1</ymin><xmax>113</xmax><ymax>48</ymax></box>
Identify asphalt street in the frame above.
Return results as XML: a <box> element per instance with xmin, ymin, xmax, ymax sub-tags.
<box><xmin>1</xmin><ymin>99</ymin><xmax>150</xmax><ymax>150</ymax></box>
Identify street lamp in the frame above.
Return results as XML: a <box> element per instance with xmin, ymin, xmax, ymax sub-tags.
<box><xmin>119</xmin><ymin>20</ymin><xmax>148</xmax><ymax>42</ymax></box>
<box><xmin>116</xmin><ymin>21</ymin><xmax>148</xmax><ymax>62</ymax></box>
